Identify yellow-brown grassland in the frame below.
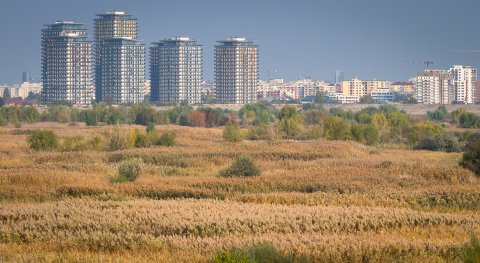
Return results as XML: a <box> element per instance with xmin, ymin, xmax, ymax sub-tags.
<box><xmin>0</xmin><ymin>123</ymin><xmax>479</xmax><ymax>262</ymax></box>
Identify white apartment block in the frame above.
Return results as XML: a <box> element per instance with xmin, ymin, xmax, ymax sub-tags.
<box><xmin>448</xmin><ymin>65</ymin><xmax>477</xmax><ymax>104</ymax></box>
<box><xmin>414</xmin><ymin>70</ymin><xmax>454</xmax><ymax>104</ymax></box>
<box><xmin>326</xmin><ymin>93</ymin><xmax>359</xmax><ymax>104</ymax></box>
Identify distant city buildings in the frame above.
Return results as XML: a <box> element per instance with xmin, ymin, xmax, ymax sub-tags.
<box><xmin>94</xmin><ymin>11</ymin><xmax>143</xmax><ymax>104</ymax></box>
<box><xmin>215</xmin><ymin>37</ymin><xmax>258</xmax><ymax>104</ymax></box>
<box><xmin>21</xmin><ymin>11</ymin><xmax>476</xmax><ymax>106</ymax></box>
<box><xmin>448</xmin><ymin>65</ymin><xmax>477</xmax><ymax>104</ymax></box>
<box><xmin>335</xmin><ymin>70</ymin><xmax>344</xmax><ymax>84</ymax></box>
<box><xmin>41</xmin><ymin>21</ymin><xmax>94</xmax><ymax>105</ymax></box>
<box><xmin>150</xmin><ymin>37</ymin><xmax>203</xmax><ymax>104</ymax></box>
<box><xmin>414</xmin><ymin>70</ymin><xmax>454</xmax><ymax>104</ymax></box>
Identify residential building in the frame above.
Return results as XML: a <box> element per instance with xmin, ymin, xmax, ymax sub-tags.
<box><xmin>215</xmin><ymin>37</ymin><xmax>258</xmax><ymax>104</ymax></box>
<box><xmin>391</xmin><ymin>82</ymin><xmax>415</xmax><ymax>93</ymax></box>
<box><xmin>41</xmin><ymin>21</ymin><xmax>93</xmax><ymax>105</ymax></box>
<box><xmin>99</xmin><ymin>38</ymin><xmax>145</xmax><ymax>104</ymax></box>
<box><xmin>414</xmin><ymin>70</ymin><xmax>454</xmax><ymax>104</ymax></box>
<box><xmin>448</xmin><ymin>65</ymin><xmax>477</xmax><ymax>104</ymax></box>
<box><xmin>341</xmin><ymin>78</ymin><xmax>388</xmax><ymax>98</ymax></box>
<box><xmin>371</xmin><ymin>88</ymin><xmax>395</xmax><ymax>103</ymax></box>
<box><xmin>150</xmin><ymin>36</ymin><xmax>203</xmax><ymax>104</ymax></box>
<box><xmin>326</xmin><ymin>93</ymin><xmax>359</xmax><ymax>104</ymax></box>
<box><xmin>94</xmin><ymin>11</ymin><xmax>138</xmax><ymax>102</ymax></box>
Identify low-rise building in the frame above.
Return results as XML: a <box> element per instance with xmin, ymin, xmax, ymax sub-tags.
<box><xmin>326</xmin><ymin>93</ymin><xmax>359</xmax><ymax>104</ymax></box>
<box><xmin>342</xmin><ymin>78</ymin><xmax>388</xmax><ymax>97</ymax></box>
<box><xmin>371</xmin><ymin>88</ymin><xmax>395</xmax><ymax>103</ymax></box>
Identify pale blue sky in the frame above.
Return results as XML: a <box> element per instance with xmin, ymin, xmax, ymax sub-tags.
<box><xmin>0</xmin><ymin>0</ymin><xmax>479</xmax><ymax>84</ymax></box>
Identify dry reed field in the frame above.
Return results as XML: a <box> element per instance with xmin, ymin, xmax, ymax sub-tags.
<box><xmin>0</xmin><ymin>123</ymin><xmax>479</xmax><ymax>262</ymax></box>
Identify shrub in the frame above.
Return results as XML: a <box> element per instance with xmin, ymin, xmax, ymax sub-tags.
<box><xmin>105</xmin><ymin>128</ymin><xmax>129</xmax><ymax>151</ymax></box>
<box><xmin>115</xmin><ymin>158</ymin><xmax>143</xmax><ymax>182</ymax></box>
<box><xmin>220</xmin><ymin>156</ymin><xmax>261</xmax><ymax>177</ymax></box>
<box><xmin>416</xmin><ymin>132</ymin><xmax>461</xmax><ymax>152</ymax></box>
<box><xmin>460</xmin><ymin>141</ymin><xmax>480</xmax><ymax>176</ymax></box>
<box><xmin>214</xmin><ymin>243</ymin><xmax>310</xmax><ymax>263</ymax></box>
<box><xmin>27</xmin><ymin>130</ymin><xmax>59</xmax><ymax>151</ymax></box>
<box><xmin>85</xmin><ymin>110</ymin><xmax>98</xmax><ymax>126</ymax></box>
<box><xmin>156</xmin><ymin>131</ymin><xmax>177</xmax><ymax>147</ymax></box>
<box><xmin>223</xmin><ymin>123</ymin><xmax>242</xmax><ymax>142</ymax></box>
<box><xmin>461</xmin><ymin>234</ymin><xmax>480</xmax><ymax>263</ymax></box>
<box><xmin>146</xmin><ymin>122</ymin><xmax>156</xmax><ymax>133</ymax></box>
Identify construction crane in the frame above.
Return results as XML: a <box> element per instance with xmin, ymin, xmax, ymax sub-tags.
<box><xmin>406</xmin><ymin>60</ymin><xmax>434</xmax><ymax>69</ymax></box>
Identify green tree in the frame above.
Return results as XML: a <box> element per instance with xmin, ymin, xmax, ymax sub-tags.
<box><xmin>363</xmin><ymin>125</ymin><xmax>379</xmax><ymax>145</ymax></box>
<box><xmin>0</xmin><ymin>97</ymin><xmax>4</xmax><ymax>107</ymax></box>
<box><xmin>278</xmin><ymin>105</ymin><xmax>301</xmax><ymax>138</ymax></box>
<box><xmin>323</xmin><ymin>116</ymin><xmax>351</xmax><ymax>140</ymax></box>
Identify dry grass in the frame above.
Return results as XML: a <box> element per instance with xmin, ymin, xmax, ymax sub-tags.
<box><xmin>0</xmin><ymin>122</ymin><xmax>479</xmax><ymax>262</ymax></box>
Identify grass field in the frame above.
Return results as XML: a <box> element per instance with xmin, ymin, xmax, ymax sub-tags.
<box><xmin>0</xmin><ymin>123</ymin><xmax>479</xmax><ymax>262</ymax></box>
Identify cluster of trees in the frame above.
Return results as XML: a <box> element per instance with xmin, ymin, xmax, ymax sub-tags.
<box><xmin>427</xmin><ymin>106</ymin><xmax>480</xmax><ymax>128</ymax></box>
<box><xmin>27</xmin><ymin>126</ymin><xmax>177</xmax><ymax>152</ymax></box>
<box><xmin>0</xmin><ymin>106</ymin><xmax>40</xmax><ymax>127</ymax></box>
<box><xmin>3</xmin><ymin>99</ymin><xmax>480</xmax><ymax>154</ymax></box>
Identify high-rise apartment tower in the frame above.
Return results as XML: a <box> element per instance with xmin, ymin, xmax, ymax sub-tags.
<box><xmin>150</xmin><ymin>37</ymin><xmax>203</xmax><ymax>104</ymax></box>
<box><xmin>41</xmin><ymin>21</ymin><xmax>93</xmax><ymax>105</ymax></box>
<box><xmin>94</xmin><ymin>11</ymin><xmax>143</xmax><ymax>103</ymax></box>
<box><xmin>215</xmin><ymin>37</ymin><xmax>258</xmax><ymax>104</ymax></box>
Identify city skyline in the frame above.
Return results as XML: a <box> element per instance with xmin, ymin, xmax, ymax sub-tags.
<box><xmin>1</xmin><ymin>0</ymin><xmax>480</xmax><ymax>85</ymax></box>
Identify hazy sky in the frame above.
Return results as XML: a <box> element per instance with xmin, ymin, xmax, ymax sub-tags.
<box><xmin>0</xmin><ymin>0</ymin><xmax>479</xmax><ymax>84</ymax></box>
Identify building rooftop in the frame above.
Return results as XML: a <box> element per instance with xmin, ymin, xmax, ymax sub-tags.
<box><xmin>95</xmin><ymin>11</ymin><xmax>135</xmax><ymax>19</ymax></box>
<box><xmin>216</xmin><ymin>37</ymin><xmax>256</xmax><ymax>46</ymax></box>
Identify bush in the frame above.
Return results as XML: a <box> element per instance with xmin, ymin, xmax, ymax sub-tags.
<box><xmin>416</xmin><ymin>132</ymin><xmax>461</xmax><ymax>152</ymax></box>
<box><xmin>223</xmin><ymin>123</ymin><xmax>242</xmax><ymax>142</ymax></box>
<box><xmin>105</xmin><ymin>128</ymin><xmax>129</xmax><ymax>151</ymax></box>
<box><xmin>460</xmin><ymin>141</ymin><xmax>480</xmax><ymax>176</ymax></box>
<box><xmin>220</xmin><ymin>156</ymin><xmax>261</xmax><ymax>177</ymax></box>
<box><xmin>115</xmin><ymin>158</ymin><xmax>143</xmax><ymax>182</ymax></box>
<box><xmin>146</xmin><ymin>122</ymin><xmax>156</xmax><ymax>133</ymax></box>
<box><xmin>214</xmin><ymin>243</ymin><xmax>310</xmax><ymax>263</ymax></box>
<box><xmin>156</xmin><ymin>131</ymin><xmax>177</xmax><ymax>147</ymax></box>
<box><xmin>461</xmin><ymin>234</ymin><xmax>480</xmax><ymax>263</ymax></box>
<box><xmin>27</xmin><ymin>130</ymin><xmax>59</xmax><ymax>151</ymax></box>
